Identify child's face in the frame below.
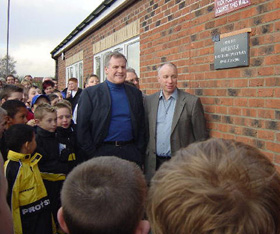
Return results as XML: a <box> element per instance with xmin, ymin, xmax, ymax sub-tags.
<box><xmin>57</xmin><ymin>107</ymin><xmax>71</xmax><ymax>129</ymax></box>
<box><xmin>28</xmin><ymin>87</ymin><xmax>41</xmax><ymax>102</ymax></box>
<box><xmin>54</xmin><ymin>92</ymin><xmax>63</xmax><ymax>100</ymax></box>
<box><xmin>86</xmin><ymin>77</ymin><xmax>99</xmax><ymax>88</ymax></box>
<box><xmin>37</xmin><ymin>112</ymin><xmax>57</xmax><ymax>132</ymax></box>
<box><xmin>44</xmin><ymin>86</ymin><xmax>54</xmax><ymax>94</ymax></box>
<box><xmin>10</xmin><ymin>107</ymin><xmax>28</xmax><ymax>125</ymax></box>
<box><xmin>50</xmin><ymin>97</ymin><xmax>59</xmax><ymax>106</ymax></box>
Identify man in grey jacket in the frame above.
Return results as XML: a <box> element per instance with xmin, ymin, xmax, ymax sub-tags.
<box><xmin>144</xmin><ymin>62</ymin><xmax>208</xmax><ymax>182</ymax></box>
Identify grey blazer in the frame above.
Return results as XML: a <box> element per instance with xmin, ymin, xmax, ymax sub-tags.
<box><xmin>144</xmin><ymin>88</ymin><xmax>208</xmax><ymax>181</ymax></box>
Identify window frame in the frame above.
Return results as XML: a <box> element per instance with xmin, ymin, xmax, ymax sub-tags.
<box><xmin>93</xmin><ymin>37</ymin><xmax>139</xmax><ymax>82</ymax></box>
<box><xmin>66</xmin><ymin>60</ymin><xmax>83</xmax><ymax>88</ymax></box>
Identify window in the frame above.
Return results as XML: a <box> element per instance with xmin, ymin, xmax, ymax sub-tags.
<box><xmin>66</xmin><ymin>61</ymin><xmax>83</xmax><ymax>88</ymax></box>
<box><xmin>95</xmin><ymin>56</ymin><xmax>101</xmax><ymax>78</ymax></box>
<box><xmin>94</xmin><ymin>37</ymin><xmax>139</xmax><ymax>82</ymax></box>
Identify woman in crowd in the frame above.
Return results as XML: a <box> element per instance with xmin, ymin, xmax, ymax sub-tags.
<box><xmin>42</xmin><ymin>80</ymin><xmax>55</xmax><ymax>95</ymax></box>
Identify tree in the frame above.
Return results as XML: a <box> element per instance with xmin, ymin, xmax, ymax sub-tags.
<box><xmin>0</xmin><ymin>55</ymin><xmax>17</xmax><ymax>78</ymax></box>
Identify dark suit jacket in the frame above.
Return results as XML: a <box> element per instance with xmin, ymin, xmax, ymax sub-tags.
<box><xmin>76</xmin><ymin>82</ymin><xmax>146</xmax><ymax>162</ymax></box>
<box><xmin>66</xmin><ymin>88</ymin><xmax>82</xmax><ymax>112</ymax></box>
<box><xmin>144</xmin><ymin>89</ymin><xmax>208</xmax><ymax>181</ymax></box>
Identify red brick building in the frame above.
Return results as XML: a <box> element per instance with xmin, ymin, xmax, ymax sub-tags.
<box><xmin>51</xmin><ymin>0</ymin><xmax>280</xmax><ymax>167</ymax></box>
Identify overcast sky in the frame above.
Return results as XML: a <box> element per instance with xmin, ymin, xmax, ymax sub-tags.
<box><xmin>0</xmin><ymin>0</ymin><xmax>103</xmax><ymax>78</ymax></box>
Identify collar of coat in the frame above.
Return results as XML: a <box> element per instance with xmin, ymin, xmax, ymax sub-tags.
<box><xmin>7</xmin><ymin>150</ymin><xmax>42</xmax><ymax>165</ymax></box>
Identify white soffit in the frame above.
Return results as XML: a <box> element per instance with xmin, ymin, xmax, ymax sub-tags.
<box><xmin>53</xmin><ymin>0</ymin><xmax>132</xmax><ymax>57</ymax></box>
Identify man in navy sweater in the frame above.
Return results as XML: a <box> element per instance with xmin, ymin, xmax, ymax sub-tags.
<box><xmin>76</xmin><ymin>52</ymin><xmax>145</xmax><ymax>167</ymax></box>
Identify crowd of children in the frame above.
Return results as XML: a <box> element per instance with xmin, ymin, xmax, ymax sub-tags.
<box><xmin>0</xmin><ymin>74</ymin><xmax>99</xmax><ymax>234</ymax></box>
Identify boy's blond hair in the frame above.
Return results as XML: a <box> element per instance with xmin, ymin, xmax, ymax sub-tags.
<box><xmin>34</xmin><ymin>103</ymin><xmax>56</xmax><ymax>120</ymax></box>
<box><xmin>54</xmin><ymin>100</ymin><xmax>72</xmax><ymax>113</ymax></box>
<box><xmin>147</xmin><ymin>138</ymin><xmax>280</xmax><ymax>234</ymax></box>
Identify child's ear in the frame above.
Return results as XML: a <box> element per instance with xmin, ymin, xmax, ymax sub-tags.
<box><xmin>57</xmin><ymin>207</ymin><xmax>69</xmax><ymax>234</ymax></box>
<box><xmin>25</xmin><ymin>141</ymin><xmax>30</xmax><ymax>150</ymax></box>
<box><xmin>20</xmin><ymin>141</ymin><xmax>29</xmax><ymax>154</ymax></box>
<box><xmin>6</xmin><ymin>116</ymin><xmax>13</xmax><ymax>127</ymax></box>
<box><xmin>1</xmin><ymin>98</ymin><xmax>7</xmax><ymax>105</ymax></box>
<box><xmin>34</xmin><ymin>119</ymin><xmax>40</xmax><ymax>125</ymax></box>
<box><xmin>134</xmin><ymin>220</ymin><xmax>150</xmax><ymax>234</ymax></box>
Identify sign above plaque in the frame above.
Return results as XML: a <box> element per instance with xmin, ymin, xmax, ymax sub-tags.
<box><xmin>214</xmin><ymin>33</ymin><xmax>249</xmax><ymax>70</ymax></box>
<box><xmin>215</xmin><ymin>0</ymin><xmax>251</xmax><ymax>17</ymax></box>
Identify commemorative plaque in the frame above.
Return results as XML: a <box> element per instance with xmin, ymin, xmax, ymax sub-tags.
<box><xmin>214</xmin><ymin>33</ymin><xmax>249</xmax><ymax>70</ymax></box>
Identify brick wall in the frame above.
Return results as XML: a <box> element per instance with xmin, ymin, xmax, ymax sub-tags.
<box><xmin>56</xmin><ymin>0</ymin><xmax>280</xmax><ymax>167</ymax></box>
<box><xmin>140</xmin><ymin>0</ymin><xmax>280</xmax><ymax>167</ymax></box>
<box><xmin>56</xmin><ymin>56</ymin><xmax>66</xmax><ymax>90</ymax></box>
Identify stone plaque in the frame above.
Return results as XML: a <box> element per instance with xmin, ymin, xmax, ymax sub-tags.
<box><xmin>214</xmin><ymin>33</ymin><xmax>249</xmax><ymax>70</ymax></box>
<box><xmin>215</xmin><ymin>0</ymin><xmax>252</xmax><ymax>17</ymax></box>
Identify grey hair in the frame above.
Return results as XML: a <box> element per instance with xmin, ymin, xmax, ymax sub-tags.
<box><xmin>104</xmin><ymin>51</ymin><xmax>127</xmax><ymax>68</ymax></box>
<box><xmin>126</xmin><ymin>67</ymin><xmax>138</xmax><ymax>77</ymax></box>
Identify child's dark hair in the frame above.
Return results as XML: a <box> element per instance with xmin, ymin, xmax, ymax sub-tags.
<box><xmin>5</xmin><ymin>124</ymin><xmax>34</xmax><ymax>152</ymax></box>
<box><xmin>0</xmin><ymin>85</ymin><xmax>23</xmax><ymax>101</ymax></box>
<box><xmin>47</xmin><ymin>93</ymin><xmax>59</xmax><ymax>102</ymax></box>
<box><xmin>2</xmin><ymin>100</ymin><xmax>26</xmax><ymax>118</ymax></box>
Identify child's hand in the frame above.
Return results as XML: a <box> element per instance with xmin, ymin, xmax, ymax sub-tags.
<box><xmin>26</xmin><ymin>119</ymin><xmax>36</xmax><ymax>127</ymax></box>
<box><xmin>66</xmin><ymin>90</ymin><xmax>71</xmax><ymax>98</ymax></box>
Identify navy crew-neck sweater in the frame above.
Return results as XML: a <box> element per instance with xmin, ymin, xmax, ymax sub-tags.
<box><xmin>104</xmin><ymin>80</ymin><xmax>133</xmax><ymax>141</ymax></box>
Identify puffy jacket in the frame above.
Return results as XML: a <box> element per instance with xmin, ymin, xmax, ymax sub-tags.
<box><xmin>4</xmin><ymin>150</ymin><xmax>56</xmax><ymax>234</ymax></box>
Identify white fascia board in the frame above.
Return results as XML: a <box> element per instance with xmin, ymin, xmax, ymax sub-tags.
<box><xmin>53</xmin><ymin>0</ymin><xmax>132</xmax><ymax>58</ymax></box>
